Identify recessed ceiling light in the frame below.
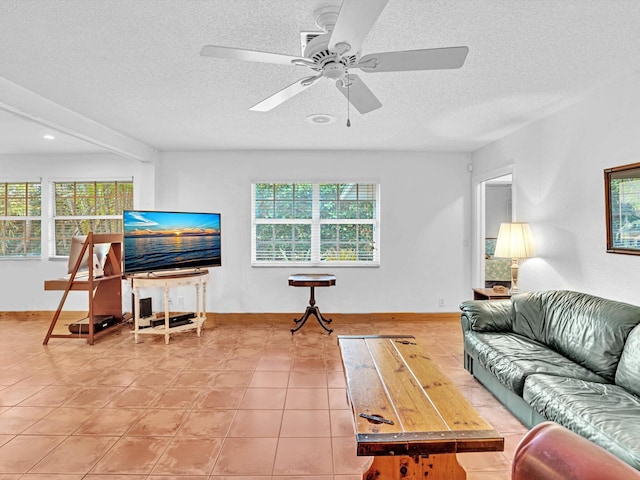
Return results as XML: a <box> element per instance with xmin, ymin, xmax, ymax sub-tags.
<box><xmin>43</xmin><ymin>134</ymin><xmax>55</xmax><ymax>140</ymax></box>
<box><xmin>305</xmin><ymin>114</ymin><xmax>335</xmax><ymax>125</ymax></box>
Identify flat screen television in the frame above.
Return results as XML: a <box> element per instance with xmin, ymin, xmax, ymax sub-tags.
<box><xmin>123</xmin><ymin>210</ymin><xmax>221</xmax><ymax>275</ymax></box>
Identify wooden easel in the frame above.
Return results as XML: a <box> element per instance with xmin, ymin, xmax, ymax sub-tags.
<box><xmin>43</xmin><ymin>232</ymin><xmax>123</xmax><ymax>345</ymax></box>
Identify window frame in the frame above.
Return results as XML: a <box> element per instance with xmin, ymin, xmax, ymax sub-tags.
<box><xmin>0</xmin><ymin>179</ymin><xmax>42</xmax><ymax>259</ymax></box>
<box><xmin>251</xmin><ymin>182</ymin><xmax>380</xmax><ymax>267</ymax></box>
<box><xmin>49</xmin><ymin>178</ymin><xmax>133</xmax><ymax>258</ymax></box>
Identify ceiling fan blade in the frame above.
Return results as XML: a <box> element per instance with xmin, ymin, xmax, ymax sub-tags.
<box><xmin>249</xmin><ymin>75</ymin><xmax>322</xmax><ymax>112</ymax></box>
<box><xmin>357</xmin><ymin>46</ymin><xmax>469</xmax><ymax>72</ymax></box>
<box><xmin>328</xmin><ymin>0</ymin><xmax>388</xmax><ymax>56</ymax></box>
<box><xmin>335</xmin><ymin>74</ymin><xmax>382</xmax><ymax>114</ymax></box>
<box><xmin>200</xmin><ymin>45</ymin><xmax>303</xmax><ymax>66</ymax></box>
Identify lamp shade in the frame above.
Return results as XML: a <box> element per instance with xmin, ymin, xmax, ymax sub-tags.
<box><xmin>494</xmin><ymin>222</ymin><xmax>536</xmax><ymax>259</ymax></box>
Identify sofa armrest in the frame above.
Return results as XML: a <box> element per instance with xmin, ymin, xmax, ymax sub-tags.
<box><xmin>512</xmin><ymin>421</ymin><xmax>640</xmax><ymax>479</ymax></box>
<box><xmin>460</xmin><ymin>299</ymin><xmax>513</xmax><ymax>333</ymax></box>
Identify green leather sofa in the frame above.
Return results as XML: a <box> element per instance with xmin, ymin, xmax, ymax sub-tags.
<box><xmin>460</xmin><ymin>290</ymin><xmax>640</xmax><ymax>470</ymax></box>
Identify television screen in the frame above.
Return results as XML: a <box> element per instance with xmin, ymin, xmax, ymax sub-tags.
<box><xmin>123</xmin><ymin>210</ymin><xmax>221</xmax><ymax>275</ymax></box>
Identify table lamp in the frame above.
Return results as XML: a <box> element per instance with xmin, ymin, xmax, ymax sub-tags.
<box><xmin>494</xmin><ymin>222</ymin><xmax>535</xmax><ymax>293</ymax></box>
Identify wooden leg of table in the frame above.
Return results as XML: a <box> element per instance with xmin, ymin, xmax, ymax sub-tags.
<box><xmin>363</xmin><ymin>454</ymin><xmax>466</xmax><ymax>480</ymax></box>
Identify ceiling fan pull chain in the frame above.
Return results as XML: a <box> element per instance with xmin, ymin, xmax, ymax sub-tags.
<box><xmin>346</xmin><ymin>72</ymin><xmax>351</xmax><ymax>127</ymax></box>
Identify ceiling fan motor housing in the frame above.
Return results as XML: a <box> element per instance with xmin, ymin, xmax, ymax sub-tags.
<box><xmin>303</xmin><ymin>32</ymin><xmax>358</xmax><ymax>77</ymax></box>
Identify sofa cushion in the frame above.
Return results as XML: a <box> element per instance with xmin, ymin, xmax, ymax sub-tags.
<box><xmin>616</xmin><ymin>324</ymin><xmax>640</xmax><ymax>397</ymax></box>
<box><xmin>459</xmin><ymin>299</ymin><xmax>512</xmax><ymax>332</ymax></box>
<box><xmin>512</xmin><ymin>290</ymin><xmax>640</xmax><ymax>381</ymax></box>
<box><xmin>464</xmin><ymin>331</ymin><xmax>607</xmax><ymax>395</ymax></box>
<box><xmin>523</xmin><ymin>373</ymin><xmax>640</xmax><ymax>470</ymax></box>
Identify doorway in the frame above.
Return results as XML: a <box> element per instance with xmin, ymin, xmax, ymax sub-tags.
<box><xmin>472</xmin><ymin>167</ymin><xmax>513</xmax><ymax>289</ymax></box>
<box><xmin>484</xmin><ymin>174</ymin><xmax>512</xmax><ymax>288</ymax></box>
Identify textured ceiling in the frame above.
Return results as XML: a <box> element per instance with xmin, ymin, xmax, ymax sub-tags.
<box><xmin>1</xmin><ymin>0</ymin><xmax>640</xmax><ymax>156</ymax></box>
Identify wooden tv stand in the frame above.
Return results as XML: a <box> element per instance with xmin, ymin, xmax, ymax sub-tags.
<box><xmin>43</xmin><ymin>233</ymin><xmax>124</xmax><ymax>345</ymax></box>
<box><xmin>129</xmin><ymin>270</ymin><xmax>209</xmax><ymax>345</ymax></box>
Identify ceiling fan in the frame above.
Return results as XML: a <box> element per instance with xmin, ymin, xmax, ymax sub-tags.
<box><xmin>200</xmin><ymin>0</ymin><xmax>468</xmax><ymax>115</ymax></box>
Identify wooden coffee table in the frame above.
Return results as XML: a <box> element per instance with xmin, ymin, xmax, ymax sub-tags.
<box><xmin>338</xmin><ymin>335</ymin><xmax>504</xmax><ymax>479</ymax></box>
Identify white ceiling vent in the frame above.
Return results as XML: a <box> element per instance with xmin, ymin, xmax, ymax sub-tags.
<box><xmin>299</xmin><ymin>31</ymin><xmax>323</xmax><ymax>56</ymax></box>
<box><xmin>305</xmin><ymin>113</ymin><xmax>335</xmax><ymax>125</ymax></box>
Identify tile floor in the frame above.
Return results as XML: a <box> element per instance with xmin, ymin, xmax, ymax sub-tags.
<box><xmin>0</xmin><ymin>314</ymin><xmax>528</xmax><ymax>479</ymax></box>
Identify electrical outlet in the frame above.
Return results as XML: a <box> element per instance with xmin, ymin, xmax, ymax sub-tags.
<box><xmin>438</xmin><ymin>298</ymin><xmax>445</xmax><ymax>307</ymax></box>
<box><xmin>177</xmin><ymin>296</ymin><xmax>185</xmax><ymax>309</ymax></box>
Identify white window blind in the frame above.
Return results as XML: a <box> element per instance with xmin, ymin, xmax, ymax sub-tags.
<box><xmin>51</xmin><ymin>180</ymin><xmax>133</xmax><ymax>256</ymax></box>
<box><xmin>0</xmin><ymin>181</ymin><xmax>42</xmax><ymax>258</ymax></box>
<box><xmin>252</xmin><ymin>182</ymin><xmax>379</xmax><ymax>266</ymax></box>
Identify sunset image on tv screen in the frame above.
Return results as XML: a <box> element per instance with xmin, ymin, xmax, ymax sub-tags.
<box><xmin>123</xmin><ymin>210</ymin><xmax>221</xmax><ymax>273</ymax></box>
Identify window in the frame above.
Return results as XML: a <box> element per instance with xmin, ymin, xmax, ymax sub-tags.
<box><xmin>0</xmin><ymin>181</ymin><xmax>42</xmax><ymax>257</ymax></box>
<box><xmin>252</xmin><ymin>182</ymin><xmax>379</xmax><ymax>266</ymax></box>
<box><xmin>52</xmin><ymin>180</ymin><xmax>133</xmax><ymax>256</ymax></box>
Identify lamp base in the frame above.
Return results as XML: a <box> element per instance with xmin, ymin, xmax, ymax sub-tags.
<box><xmin>510</xmin><ymin>259</ymin><xmax>520</xmax><ymax>293</ymax></box>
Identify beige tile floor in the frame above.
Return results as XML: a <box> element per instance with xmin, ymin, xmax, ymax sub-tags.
<box><xmin>0</xmin><ymin>313</ymin><xmax>528</xmax><ymax>479</ymax></box>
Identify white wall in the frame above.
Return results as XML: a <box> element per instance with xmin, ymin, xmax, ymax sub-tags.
<box><xmin>0</xmin><ymin>150</ymin><xmax>472</xmax><ymax>313</ymax></box>
<box><xmin>485</xmin><ymin>185</ymin><xmax>512</xmax><ymax>238</ymax></box>
<box><xmin>472</xmin><ymin>74</ymin><xmax>640</xmax><ymax>305</ymax></box>
<box><xmin>155</xmin><ymin>150</ymin><xmax>472</xmax><ymax>313</ymax></box>
<box><xmin>10</xmin><ymin>70</ymin><xmax>640</xmax><ymax>314</ymax></box>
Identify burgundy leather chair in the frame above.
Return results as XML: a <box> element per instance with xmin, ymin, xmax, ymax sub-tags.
<box><xmin>512</xmin><ymin>422</ymin><xmax>640</xmax><ymax>480</ymax></box>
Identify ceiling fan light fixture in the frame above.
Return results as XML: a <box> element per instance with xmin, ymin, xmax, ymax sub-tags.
<box><xmin>305</xmin><ymin>114</ymin><xmax>335</xmax><ymax>125</ymax></box>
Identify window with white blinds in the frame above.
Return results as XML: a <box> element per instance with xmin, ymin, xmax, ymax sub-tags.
<box><xmin>52</xmin><ymin>180</ymin><xmax>133</xmax><ymax>256</ymax></box>
<box><xmin>0</xmin><ymin>181</ymin><xmax>42</xmax><ymax>257</ymax></box>
<box><xmin>252</xmin><ymin>182</ymin><xmax>380</xmax><ymax>266</ymax></box>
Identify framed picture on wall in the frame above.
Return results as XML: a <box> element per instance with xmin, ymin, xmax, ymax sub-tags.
<box><xmin>605</xmin><ymin>161</ymin><xmax>640</xmax><ymax>255</ymax></box>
